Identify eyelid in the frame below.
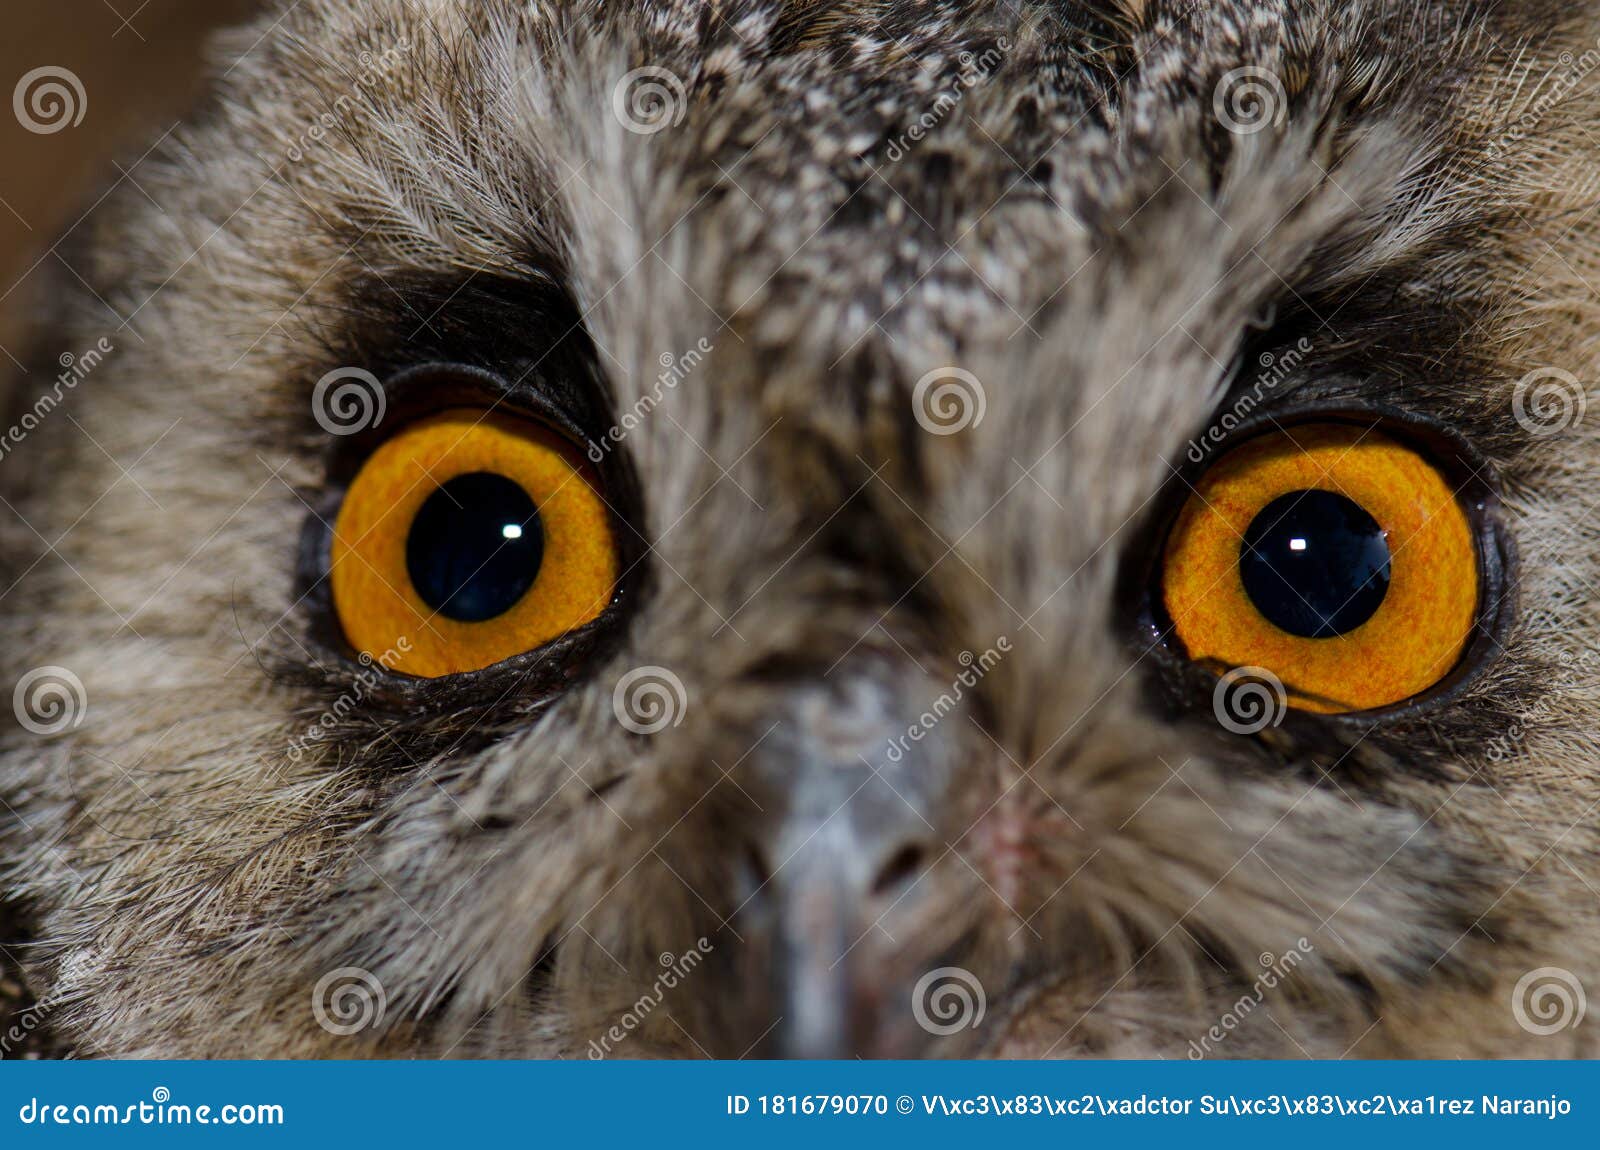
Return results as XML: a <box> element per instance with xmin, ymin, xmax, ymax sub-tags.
<box><xmin>318</xmin><ymin>362</ymin><xmax>596</xmax><ymax>488</ymax></box>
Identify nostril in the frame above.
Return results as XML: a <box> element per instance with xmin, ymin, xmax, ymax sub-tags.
<box><xmin>742</xmin><ymin>841</ymin><xmax>773</xmax><ymax>894</ymax></box>
<box><xmin>870</xmin><ymin>842</ymin><xmax>931</xmax><ymax>897</ymax></box>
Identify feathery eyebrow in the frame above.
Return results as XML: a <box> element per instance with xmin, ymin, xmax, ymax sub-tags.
<box><xmin>317</xmin><ymin>270</ymin><xmax>600</xmax><ymax>400</ymax></box>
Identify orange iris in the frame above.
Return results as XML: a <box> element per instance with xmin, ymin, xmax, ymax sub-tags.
<box><xmin>1162</xmin><ymin>423</ymin><xmax>1478</xmax><ymax>713</ymax></box>
<box><xmin>330</xmin><ymin>409</ymin><xmax>617</xmax><ymax>678</ymax></box>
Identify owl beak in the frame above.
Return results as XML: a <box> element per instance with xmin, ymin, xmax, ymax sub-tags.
<box><xmin>730</xmin><ymin>678</ymin><xmax>975</xmax><ymax>1058</ymax></box>
<box><xmin>761</xmin><ymin>805</ymin><xmax>940</xmax><ymax>1058</ymax></box>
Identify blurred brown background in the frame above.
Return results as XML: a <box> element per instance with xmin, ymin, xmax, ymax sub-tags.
<box><xmin>0</xmin><ymin>0</ymin><xmax>259</xmax><ymax>361</ymax></box>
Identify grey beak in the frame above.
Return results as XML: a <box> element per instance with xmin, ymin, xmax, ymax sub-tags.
<box><xmin>733</xmin><ymin>674</ymin><xmax>967</xmax><ymax>1058</ymax></box>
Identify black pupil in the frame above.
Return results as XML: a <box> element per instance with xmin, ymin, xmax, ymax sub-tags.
<box><xmin>405</xmin><ymin>472</ymin><xmax>544</xmax><ymax>622</ymax></box>
<box><xmin>1239</xmin><ymin>489</ymin><xmax>1391</xmax><ymax>639</ymax></box>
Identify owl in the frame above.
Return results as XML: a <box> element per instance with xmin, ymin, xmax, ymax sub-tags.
<box><xmin>1</xmin><ymin>0</ymin><xmax>1598</xmax><ymax>1060</ymax></box>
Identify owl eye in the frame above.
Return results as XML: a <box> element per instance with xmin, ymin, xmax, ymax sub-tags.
<box><xmin>330</xmin><ymin>408</ymin><xmax>618</xmax><ymax>678</ymax></box>
<box><xmin>1160</xmin><ymin>422</ymin><xmax>1479</xmax><ymax>714</ymax></box>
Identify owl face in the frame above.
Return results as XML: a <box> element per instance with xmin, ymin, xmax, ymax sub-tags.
<box><xmin>2</xmin><ymin>0</ymin><xmax>1599</xmax><ymax>1059</ymax></box>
